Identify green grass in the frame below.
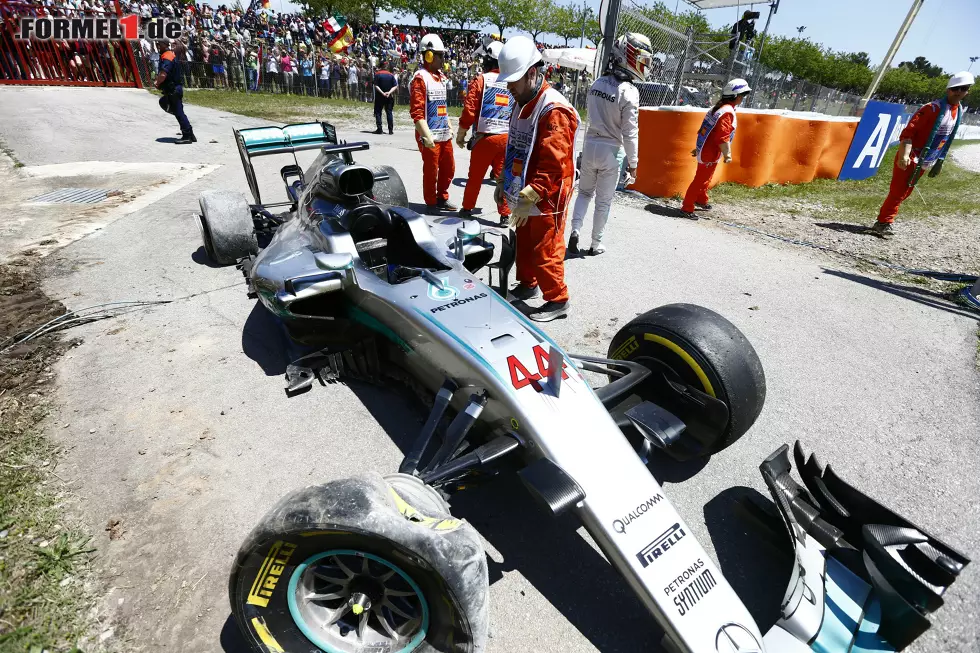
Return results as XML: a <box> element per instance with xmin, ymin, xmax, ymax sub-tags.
<box><xmin>175</xmin><ymin>88</ymin><xmax>463</xmax><ymax>123</ymax></box>
<box><xmin>0</xmin><ymin>263</ymin><xmax>101</xmax><ymax>652</ymax></box>
<box><xmin>0</xmin><ymin>404</ymin><xmax>97</xmax><ymax>652</ymax></box>
<box><xmin>708</xmin><ymin>144</ymin><xmax>980</xmax><ymax>221</ymax></box>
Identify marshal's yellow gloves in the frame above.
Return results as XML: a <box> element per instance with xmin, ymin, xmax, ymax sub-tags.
<box><xmin>509</xmin><ymin>185</ymin><xmax>540</xmax><ymax>229</ymax></box>
<box><xmin>414</xmin><ymin>120</ymin><xmax>435</xmax><ymax>149</ymax></box>
<box><xmin>455</xmin><ymin>128</ymin><xmax>467</xmax><ymax>149</ymax></box>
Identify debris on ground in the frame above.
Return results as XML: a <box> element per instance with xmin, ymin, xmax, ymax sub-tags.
<box><xmin>0</xmin><ymin>261</ymin><xmax>109</xmax><ymax>650</ymax></box>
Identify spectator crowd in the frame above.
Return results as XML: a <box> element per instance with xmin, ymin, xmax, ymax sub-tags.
<box><xmin>1</xmin><ymin>0</ymin><xmax>593</xmax><ymax>107</ymax></box>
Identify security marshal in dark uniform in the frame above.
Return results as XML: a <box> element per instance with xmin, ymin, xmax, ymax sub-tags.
<box><xmin>155</xmin><ymin>40</ymin><xmax>195</xmax><ymax>144</ymax></box>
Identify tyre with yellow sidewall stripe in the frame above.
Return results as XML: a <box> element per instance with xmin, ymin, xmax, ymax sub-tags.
<box><xmin>607</xmin><ymin>303</ymin><xmax>765</xmax><ymax>459</ymax></box>
<box><xmin>230</xmin><ymin>473</ymin><xmax>488</xmax><ymax>653</ymax></box>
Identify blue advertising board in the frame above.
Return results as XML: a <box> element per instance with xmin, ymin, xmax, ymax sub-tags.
<box><xmin>838</xmin><ymin>100</ymin><xmax>914</xmax><ymax>181</ymax></box>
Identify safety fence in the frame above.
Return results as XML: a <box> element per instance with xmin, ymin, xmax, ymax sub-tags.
<box><xmin>132</xmin><ymin>50</ymin><xmax>481</xmax><ymax>107</ymax></box>
<box><xmin>613</xmin><ymin>2</ymin><xmax>863</xmax><ymax>116</ymax></box>
<box><xmin>0</xmin><ymin>0</ymin><xmax>140</xmax><ymax>86</ymax></box>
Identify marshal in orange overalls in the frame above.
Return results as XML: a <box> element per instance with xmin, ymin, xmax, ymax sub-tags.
<box><xmin>458</xmin><ymin>69</ymin><xmax>514</xmax><ymax>217</ymax></box>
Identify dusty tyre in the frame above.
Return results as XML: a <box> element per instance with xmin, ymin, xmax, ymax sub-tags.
<box><xmin>230</xmin><ymin>473</ymin><xmax>488</xmax><ymax>653</ymax></box>
<box><xmin>371</xmin><ymin>166</ymin><xmax>409</xmax><ymax>209</ymax></box>
<box><xmin>199</xmin><ymin>190</ymin><xmax>258</xmax><ymax>265</ymax></box>
<box><xmin>608</xmin><ymin>303</ymin><xmax>765</xmax><ymax>460</ymax></box>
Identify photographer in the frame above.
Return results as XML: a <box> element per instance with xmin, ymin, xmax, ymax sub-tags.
<box><xmin>729</xmin><ymin>10</ymin><xmax>758</xmax><ymax>50</ymax></box>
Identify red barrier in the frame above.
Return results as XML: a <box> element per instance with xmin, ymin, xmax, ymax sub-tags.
<box><xmin>0</xmin><ymin>0</ymin><xmax>141</xmax><ymax>87</ymax></box>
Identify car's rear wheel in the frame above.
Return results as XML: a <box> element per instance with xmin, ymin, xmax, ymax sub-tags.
<box><xmin>608</xmin><ymin>303</ymin><xmax>765</xmax><ymax>460</ymax></box>
<box><xmin>371</xmin><ymin>165</ymin><xmax>409</xmax><ymax>209</ymax></box>
<box><xmin>199</xmin><ymin>190</ymin><xmax>258</xmax><ymax>265</ymax></box>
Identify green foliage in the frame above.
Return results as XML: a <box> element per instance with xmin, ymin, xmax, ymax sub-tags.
<box><xmin>390</xmin><ymin>0</ymin><xmax>448</xmax><ymax>29</ymax></box>
<box><xmin>755</xmin><ymin>35</ymin><xmax>964</xmax><ymax>103</ymax></box>
<box><xmin>440</xmin><ymin>0</ymin><xmax>485</xmax><ymax>31</ymax></box>
<box><xmin>517</xmin><ymin>0</ymin><xmax>556</xmax><ymax>41</ymax></box>
<box><xmin>899</xmin><ymin>56</ymin><xmax>944</xmax><ymax>79</ymax></box>
<box><xmin>635</xmin><ymin>0</ymin><xmax>708</xmax><ymax>33</ymax></box>
<box><xmin>479</xmin><ymin>0</ymin><xmax>532</xmax><ymax>40</ymax></box>
<box><xmin>710</xmin><ymin>144</ymin><xmax>980</xmax><ymax>222</ymax></box>
<box><xmin>551</xmin><ymin>3</ymin><xmax>582</xmax><ymax>46</ymax></box>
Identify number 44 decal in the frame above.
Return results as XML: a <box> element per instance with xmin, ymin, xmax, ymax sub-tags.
<box><xmin>506</xmin><ymin>345</ymin><xmax>569</xmax><ymax>391</ymax></box>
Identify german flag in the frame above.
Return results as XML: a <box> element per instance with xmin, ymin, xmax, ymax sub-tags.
<box><xmin>437</xmin><ymin>106</ymin><xmax>448</xmax><ymax>116</ymax></box>
<box><xmin>494</xmin><ymin>94</ymin><xmax>509</xmax><ymax>106</ymax></box>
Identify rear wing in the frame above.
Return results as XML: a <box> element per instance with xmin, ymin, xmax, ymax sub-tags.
<box><xmin>235</xmin><ymin>121</ymin><xmax>364</xmax><ymax>204</ymax></box>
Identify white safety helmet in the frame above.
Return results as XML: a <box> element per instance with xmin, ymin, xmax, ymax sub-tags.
<box><xmin>487</xmin><ymin>41</ymin><xmax>503</xmax><ymax>60</ymax></box>
<box><xmin>420</xmin><ymin>33</ymin><xmax>445</xmax><ymax>53</ymax></box>
<box><xmin>947</xmin><ymin>71</ymin><xmax>975</xmax><ymax>88</ymax></box>
<box><xmin>610</xmin><ymin>32</ymin><xmax>654</xmax><ymax>82</ymax></box>
<box><xmin>497</xmin><ymin>35</ymin><xmax>542</xmax><ymax>83</ymax></box>
<box><xmin>722</xmin><ymin>78</ymin><xmax>752</xmax><ymax>97</ymax></box>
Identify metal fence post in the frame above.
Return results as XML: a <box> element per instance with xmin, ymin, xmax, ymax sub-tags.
<box><xmin>672</xmin><ymin>26</ymin><xmax>693</xmax><ymax>106</ymax></box>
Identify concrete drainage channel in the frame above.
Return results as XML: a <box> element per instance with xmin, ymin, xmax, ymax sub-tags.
<box><xmin>29</xmin><ymin>188</ymin><xmax>114</xmax><ymax>204</ymax></box>
<box><xmin>0</xmin><ymin>156</ymin><xmax>219</xmax><ymax>263</ymax></box>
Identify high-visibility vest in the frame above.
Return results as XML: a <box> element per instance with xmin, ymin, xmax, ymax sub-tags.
<box><xmin>694</xmin><ymin>104</ymin><xmax>736</xmax><ymax>164</ymax></box>
<box><xmin>476</xmin><ymin>71</ymin><xmax>514</xmax><ymax>135</ymax></box>
<box><xmin>413</xmin><ymin>68</ymin><xmax>451</xmax><ymax>142</ymax></box>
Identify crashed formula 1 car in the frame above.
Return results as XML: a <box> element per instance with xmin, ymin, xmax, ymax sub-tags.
<box><xmin>197</xmin><ymin>122</ymin><xmax>969</xmax><ymax>653</ymax></box>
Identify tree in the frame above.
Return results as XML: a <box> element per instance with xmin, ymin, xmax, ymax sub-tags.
<box><xmin>518</xmin><ymin>0</ymin><xmax>556</xmax><ymax>44</ymax></box>
<box><xmin>478</xmin><ymin>0</ymin><xmax>531</xmax><ymax>39</ymax></box>
<box><xmin>440</xmin><ymin>0</ymin><xmax>487</xmax><ymax>31</ymax></box>
<box><xmin>391</xmin><ymin>0</ymin><xmax>448</xmax><ymax>30</ymax></box>
<box><xmin>363</xmin><ymin>0</ymin><xmax>392</xmax><ymax>23</ymax></box>
<box><xmin>551</xmin><ymin>3</ymin><xmax>581</xmax><ymax>47</ymax></box>
<box><xmin>846</xmin><ymin>51</ymin><xmax>870</xmax><ymax>68</ymax></box>
<box><xmin>898</xmin><ymin>56</ymin><xmax>943</xmax><ymax>79</ymax></box>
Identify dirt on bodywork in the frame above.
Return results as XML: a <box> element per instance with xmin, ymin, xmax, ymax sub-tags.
<box><xmin>0</xmin><ymin>259</ymin><xmax>111</xmax><ymax>651</ymax></box>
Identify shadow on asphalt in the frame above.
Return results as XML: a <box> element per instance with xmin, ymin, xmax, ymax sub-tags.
<box><xmin>647</xmin><ymin>451</ymin><xmax>709</xmax><ymax>484</ymax></box>
<box><xmin>814</xmin><ymin>221</ymin><xmax>874</xmax><ymax>235</ymax></box>
<box><xmin>451</xmin><ymin>176</ymin><xmax>498</xmax><ymax>189</ymax></box>
<box><xmin>644</xmin><ymin>203</ymin><xmax>692</xmax><ymax>220</ymax></box>
<box><xmin>449</xmin><ymin>476</ymin><xmax>667</xmax><ymax>653</ymax></box>
<box><xmin>822</xmin><ymin>268</ymin><xmax>980</xmax><ymax>321</ymax></box>
<box><xmin>241</xmin><ymin>301</ymin><xmax>316</xmax><ymax>377</ymax></box>
<box><xmin>702</xmin><ymin>486</ymin><xmax>791</xmax><ymax>634</ymax></box>
<box><xmin>191</xmin><ymin>246</ymin><xmax>224</xmax><ymax>268</ymax></box>
<box><xmin>220</xmin><ymin>614</ymin><xmax>250</xmax><ymax>652</ymax></box>
<box><xmin>232</xmin><ymin>303</ymin><xmax>775</xmax><ymax>652</ymax></box>
<box><xmin>155</xmin><ymin>136</ymin><xmax>180</xmax><ymax>144</ymax></box>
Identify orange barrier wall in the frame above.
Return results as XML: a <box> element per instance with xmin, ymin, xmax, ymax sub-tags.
<box><xmin>632</xmin><ymin>107</ymin><xmax>859</xmax><ymax>199</ymax></box>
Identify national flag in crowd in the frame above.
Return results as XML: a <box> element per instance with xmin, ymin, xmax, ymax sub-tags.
<box><xmin>324</xmin><ymin>14</ymin><xmax>354</xmax><ymax>53</ymax></box>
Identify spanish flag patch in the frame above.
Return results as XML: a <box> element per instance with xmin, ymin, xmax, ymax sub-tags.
<box><xmin>437</xmin><ymin>106</ymin><xmax>448</xmax><ymax>116</ymax></box>
<box><xmin>494</xmin><ymin>94</ymin><xmax>509</xmax><ymax>106</ymax></box>
<box><xmin>512</xmin><ymin>159</ymin><xmax>524</xmax><ymax>175</ymax></box>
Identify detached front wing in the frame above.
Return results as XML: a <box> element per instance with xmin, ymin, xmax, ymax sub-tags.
<box><xmin>758</xmin><ymin>442</ymin><xmax>969</xmax><ymax>652</ymax></box>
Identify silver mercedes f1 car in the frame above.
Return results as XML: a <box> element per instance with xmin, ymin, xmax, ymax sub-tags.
<box><xmin>197</xmin><ymin>122</ymin><xmax>968</xmax><ymax>653</ymax></box>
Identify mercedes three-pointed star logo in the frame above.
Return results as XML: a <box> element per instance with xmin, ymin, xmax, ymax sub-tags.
<box><xmin>714</xmin><ymin>622</ymin><xmax>762</xmax><ymax>653</ymax></box>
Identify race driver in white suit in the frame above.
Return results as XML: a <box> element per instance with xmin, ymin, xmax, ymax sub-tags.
<box><xmin>568</xmin><ymin>32</ymin><xmax>653</xmax><ymax>257</ymax></box>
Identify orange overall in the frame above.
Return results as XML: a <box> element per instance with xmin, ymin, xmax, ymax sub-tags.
<box><xmin>459</xmin><ymin>70</ymin><xmax>511</xmax><ymax>216</ymax></box>
<box><xmin>410</xmin><ymin>71</ymin><xmax>454</xmax><ymax>206</ymax></box>
<box><xmin>876</xmin><ymin>102</ymin><xmax>958</xmax><ymax>224</ymax></box>
<box><xmin>682</xmin><ymin>109</ymin><xmax>734</xmax><ymax>213</ymax></box>
<box><xmin>511</xmin><ymin>82</ymin><xmax>578</xmax><ymax>303</ymax></box>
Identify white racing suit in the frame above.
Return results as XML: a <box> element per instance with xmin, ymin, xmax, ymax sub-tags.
<box><xmin>571</xmin><ymin>73</ymin><xmax>639</xmax><ymax>250</ymax></box>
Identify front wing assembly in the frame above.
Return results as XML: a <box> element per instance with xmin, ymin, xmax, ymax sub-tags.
<box><xmin>757</xmin><ymin>442</ymin><xmax>969</xmax><ymax>652</ymax></box>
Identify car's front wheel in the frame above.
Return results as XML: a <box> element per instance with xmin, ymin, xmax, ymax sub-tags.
<box><xmin>608</xmin><ymin>303</ymin><xmax>766</xmax><ymax>460</ymax></box>
<box><xmin>229</xmin><ymin>473</ymin><xmax>489</xmax><ymax>653</ymax></box>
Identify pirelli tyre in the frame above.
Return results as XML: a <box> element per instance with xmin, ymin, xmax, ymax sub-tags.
<box><xmin>230</xmin><ymin>473</ymin><xmax>488</xmax><ymax>653</ymax></box>
<box><xmin>199</xmin><ymin>190</ymin><xmax>258</xmax><ymax>266</ymax></box>
<box><xmin>370</xmin><ymin>165</ymin><xmax>409</xmax><ymax>209</ymax></box>
<box><xmin>607</xmin><ymin>303</ymin><xmax>765</xmax><ymax>461</ymax></box>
